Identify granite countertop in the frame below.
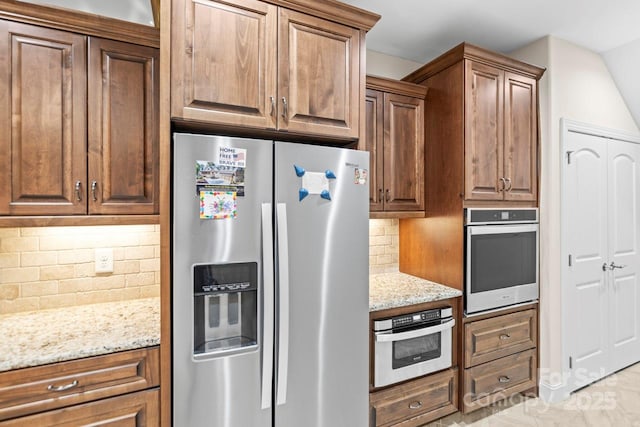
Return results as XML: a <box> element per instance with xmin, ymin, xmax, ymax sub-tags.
<box><xmin>0</xmin><ymin>297</ymin><xmax>160</xmax><ymax>372</ymax></box>
<box><xmin>369</xmin><ymin>272</ymin><xmax>462</xmax><ymax>312</ymax></box>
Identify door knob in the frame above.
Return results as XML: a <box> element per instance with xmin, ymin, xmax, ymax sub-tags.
<box><xmin>610</xmin><ymin>262</ymin><xmax>626</xmax><ymax>270</ymax></box>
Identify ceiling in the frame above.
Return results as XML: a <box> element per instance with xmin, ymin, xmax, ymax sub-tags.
<box><xmin>341</xmin><ymin>0</ymin><xmax>640</xmax><ymax>62</ymax></box>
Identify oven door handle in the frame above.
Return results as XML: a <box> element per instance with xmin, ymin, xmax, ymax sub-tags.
<box><xmin>374</xmin><ymin>318</ymin><xmax>455</xmax><ymax>343</ymax></box>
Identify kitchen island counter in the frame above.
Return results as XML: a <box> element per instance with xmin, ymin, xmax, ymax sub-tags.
<box><xmin>369</xmin><ymin>272</ymin><xmax>461</xmax><ymax>312</ymax></box>
<box><xmin>0</xmin><ymin>297</ymin><xmax>160</xmax><ymax>372</ymax></box>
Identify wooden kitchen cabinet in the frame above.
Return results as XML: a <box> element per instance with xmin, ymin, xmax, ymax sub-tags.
<box><xmin>0</xmin><ymin>346</ymin><xmax>160</xmax><ymax>424</ymax></box>
<box><xmin>460</xmin><ymin>304</ymin><xmax>538</xmax><ymax>413</ymax></box>
<box><xmin>88</xmin><ymin>37</ymin><xmax>159</xmax><ymax>215</ymax></box>
<box><xmin>404</xmin><ymin>42</ymin><xmax>544</xmax><ymax>206</ymax></box>
<box><xmin>171</xmin><ymin>0</ymin><xmax>379</xmax><ymax>141</ymax></box>
<box><xmin>361</xmin><ymin>76</ymin><xmax>427</xmax><ymax>217</ymax></box>
<box><xmin>0</xmin><ymin>19</ymin><xmax>159</xmax><ymax>217</ymax></box>
<box><xmin>0</xmin><ymin>20</ymin><xmax>87</xmax><ymax>216</ymax></box>
<box><xmin>465</xmin><ymin>61</ymin><xmax>538</xmax><ymax>201</ymax></box>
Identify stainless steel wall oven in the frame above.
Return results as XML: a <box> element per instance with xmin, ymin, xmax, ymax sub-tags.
<box><xmin>465</xmin><ymin>208</ymin><xmax>539</xmax><ymax>315</ymax></box>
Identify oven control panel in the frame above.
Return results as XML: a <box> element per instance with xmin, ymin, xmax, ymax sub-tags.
<box><xmin>374</xmin><ymin>307</ymin><xmax>452</xmax><ymax>332</ymax></box>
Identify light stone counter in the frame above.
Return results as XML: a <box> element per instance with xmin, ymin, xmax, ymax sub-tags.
<box><xmin>370</xmin><ymin>272</ymin><xmax>462</xmax><ymax>312</ymax></box>
<box><xmin>0</xmin><ymin>297</ymin><xmax>160</xmax><ymax>372</ymax></box>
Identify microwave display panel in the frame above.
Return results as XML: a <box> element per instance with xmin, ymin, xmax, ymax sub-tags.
<box><xmin>469</xmin><ymin>231</ymin><xmax>537</xmax><ymax>293</ymax></box>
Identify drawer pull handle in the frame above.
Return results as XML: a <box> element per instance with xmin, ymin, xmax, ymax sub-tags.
<box><xmin>47</xmin><ymin>380</ymin><xmax>79</xmax><ymax>392</ymax></box>
<box><xmin>499</xmin><ymin>333</ymin><xmax>511</xmax><ymax>340</ymax></box>
<box><xmin>408</xmin><ymin>400</ymin><xmax>423</xmax><ymax>409</ymax></box>
<box><xmin>498</xmin><ymin>376</ymin><xmax>511</xmax><ymax>383</ymax></box>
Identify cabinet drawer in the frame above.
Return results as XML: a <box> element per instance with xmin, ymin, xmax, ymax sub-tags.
<box><xmin>0</xmin><ymin>388</ymin><xmax>159</xmax><ymax>426</ymax></box>
<box><xmin>465</xmin><ymin>309</ymin><xmax>536</xmax><ymax>367</ymax></box>
<box><xmin>370</xmin><ymin>368</ymin><xmax>457</xmax><ymax>427</ymax></box>
<box><xmin>0</xmin><ymin>346</ymin><xmax>159</xmax><ymax>421</ymax></box>
<box><xmin>463</xmin><ymin>349</ymin><xmax>536</xmax><ymax>412</ymax></box>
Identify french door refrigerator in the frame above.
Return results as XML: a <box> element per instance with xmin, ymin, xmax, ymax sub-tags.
<box><xmin>172</xmin><ymin>133</ymin><xmax>369</xmax><ymax>427</ymax></box>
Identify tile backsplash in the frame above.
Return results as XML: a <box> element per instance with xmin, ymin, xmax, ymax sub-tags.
<box><xmin>0</xmin><ymin>225</ymin><xmax>160</xmax><ymax>314</ymax></box>
<box><xmin>369</xmin><ymin>219</ymin><xmax>399</xmax><ymax>274</ymax></box>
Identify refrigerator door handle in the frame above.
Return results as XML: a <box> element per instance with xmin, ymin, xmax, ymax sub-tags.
<box><xmin>275</xmin><ymin>203</ymin><xmax>290</xmax><ymax>406</ymax></box>
<box><xmin>261</xmin><ymin>203</ymin><xmax>275</xmax><ymax>410</ymax></box>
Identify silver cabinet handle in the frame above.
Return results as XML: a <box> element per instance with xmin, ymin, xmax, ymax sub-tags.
<box><xmin>499</xmin><ymin>177</ymin><xmax>507</xmax><ymax>192</ymax></box>
<box><xmin>498</xmin><ymin>376</ymin><xmax>511</xmax><ymax>383</ymax></box>
<box><xmin>281</xmin><ymin>97</ymin><xmax>288</xmax><ymax>120</ymax></box>
<box><xmin>602</xmin><ymin>263</ymin><xmax>609</xmax><ymax>272</ymax></box>
<box><xmin>91</xmin><ymin>181</ymin><xmax>98</xmax><ymax>201</ymax></box>
<box><xmin>375</xmin><ymin>318</ymin><xmax>455</xmax><ymax>342</ymax></box>
<box><xmin>270</xmin><ymin>96</ymin><xmax>276</xmax><ymax>117</ymax></box>
<box><xmin>610</xmin><ymin>262</ymin><xmax>626</xmax><ymax>270</ymax></box>
<box><xmin>408</xmin><ymin>401</ymin><xmax>423</xmax><ymax>409</ymax></box>
<box><xmin>385</xmin><ymin>189</ymin><xmax>390</xmax><ymax>203</ymax></box>
<box><xmin>499</xmin><ymin>333</ymin><xmax>511</xmax><ymax>340</ymax></box>
<box><xmin>75</xmin><ymin>181</ymin><xmax>82</xmax><ymax>201</ymax></box>
<box><xmin>505</xmin><ymin>177</ymin><xmax>512</xmax><ymax>191</ymax></box>
<box><xmin>47</xmin><ymin>380</ymin><xmax>78</xmax><ymax>392</ymax></box>
<box><xmin>378</xmin><ymin>188</ymin><xmax>383</xmax><ymax>202</ymax></box>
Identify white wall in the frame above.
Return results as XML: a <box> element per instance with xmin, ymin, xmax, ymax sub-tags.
<box><xmin>21</xmin><ymin>0</ymin><xmax>155</xmax><ymax>26</ymax></box>
<box><xmin>509</xmin><ymin>35</ymin><xmax>640</xmax><ymax>401</ymax></box>
<box><xmin>366</xmin><ymin>50</ymin><xmax>423</xmax><ymax>79</ymax></box>
<box><xmin>603</xmin><ymin>38</ymin><xmax>640</xmax><ymax>130</ymax></box>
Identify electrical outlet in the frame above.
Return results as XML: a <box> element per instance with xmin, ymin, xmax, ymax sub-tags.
<box><xmin>95</xmin><ymin>248</ymin><xmax>114</xmax><ymax>274</ymax></box>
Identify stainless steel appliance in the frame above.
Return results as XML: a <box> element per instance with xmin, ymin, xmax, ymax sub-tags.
<box><xmin>373</xmin><ymin>307</ymin><xmax>455</xmax><ymax>388</ymax></box>
<box><xmin>172</xmin><ymin>133</ymin><xmax>370</xmax><ymax>427</ymax></box>
<box><xmin>465</xmin><ymin>208</ymin><xmax>539</xmax><ymax>315</ymax></box>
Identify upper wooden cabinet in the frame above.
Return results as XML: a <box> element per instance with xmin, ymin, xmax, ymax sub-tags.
<box><xmin>405</xmin><ymin>42</ymin><xmax>544</xmax><ymax>207</ymax></box>
<box><xmin>171</xmin><ymin>0</ymin><xmax>379</xmax><ymax>140</ymax></box>
<box><xmin>360</xmin><ymin>76</ymin><xmax>427</xmax><ymax>217</ymax></box>
<box><xmin>88</xmin><ymin>37</ymin><xmax>159</xmax><ymax>215</ymax></box>
<box><xmin>0</xmin><ymin>19</ymin><xmax>159</xmax><ymax>217</ymax></box>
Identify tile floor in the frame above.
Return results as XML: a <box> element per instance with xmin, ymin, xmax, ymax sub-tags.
<box><xmin>425</xmin><ymin>362</ymin><xmax>640</xmax><ymax>426</ymax></box>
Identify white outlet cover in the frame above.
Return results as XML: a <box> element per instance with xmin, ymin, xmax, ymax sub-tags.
<box><xmin>95</xmin><ymin>248</ymin><xmax>114</xmax><ymax>274</ymax></box>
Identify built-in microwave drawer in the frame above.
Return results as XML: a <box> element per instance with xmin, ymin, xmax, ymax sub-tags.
<box><xmin>463</xmin><ymin>349</ymin><xmax>536</xmax><ymax>412</ymax></box>
<box><xmin>0</xmin><ymin>346</ymin><xmax>159</xmax><ymax>421</ymax></box>
<box><xmin>370</xmin><ymin>367</ymin><xmax>457</xmax><ymax>427</ymax></box>
<box><xmin>464</xmin><ymin>309</ymin><xmax>536</xmax><ymax>367</ymax></box>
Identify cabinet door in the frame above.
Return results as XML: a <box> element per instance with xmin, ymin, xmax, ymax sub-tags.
<box><xmin>504</xmin><ymin>72</ymin><xmax>537</xmax><ymax>201</ymax></box>
<box><xmin>464</xmin><ymin>61</ymin><xmax>503</xmax><ymax>201</ymax></box>
<box><xmin>278</xmin><ymin>8</ymin><xmax>360</xmax><ymax>139</ymax></box>
<box><xmin>0</xmin><ymin>20</ymin><xmax>86</xmax><ymax>215</ymax></box>
<box><xmin>382</xmin><ymin>93</ymin><xmax>424</xmax><ymax>211</ymax></box>
<box><xmin>171</xmin><ymin>0</ymin><xmax>277</xmax><ymax>128</ymax></box>
<box><xmin>361</xmin><ymin>89</ymin><xmax>383</xmax><ymax>211</ymax></box>
<box><xmin>88</xmin><ymin>37</ymin><xmax>159</xmax><ymax>215</ymax></box>
<box><xmin>0</xmin><ymin>389</ymin><xmax>159</xmax><ymax>427</ymax></box>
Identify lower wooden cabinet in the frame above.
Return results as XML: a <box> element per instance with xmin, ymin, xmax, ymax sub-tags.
<box><xmin>370</xmin><ymin>368</ymin><xmax>458</xmax><ymax>427</ymax></box>
<box><xmin>462</xmin><ymin>349</ymin><xmax>536</xmax><ymax>412</ymax></box>
<box><xmin>0</xmin><ymin>347</ymin><xmax>159</xmax><ymax>425</ymax></box>
<box><xmin>0</xmin><ymin>389</ymin><xmax>159</xmax><ymax>426</ymax></box>
<box><xmin>461</xmin><ymin>304</ymin><xmax>538</xmax><ymax>414</ymax></box>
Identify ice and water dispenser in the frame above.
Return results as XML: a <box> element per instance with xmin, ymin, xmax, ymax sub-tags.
<box><xmin>193</xmin><ymin>262</ymin><xmax>258</xmax><ymax>356</ymax></box>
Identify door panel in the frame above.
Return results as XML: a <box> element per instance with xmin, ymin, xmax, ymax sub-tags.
<box><xmin>464</xmin><ymin>61</ymin><xmax>503</xmax><ymax>200</ymax></box>
<box><xmin>565</xmin><ymin>132</ymin><xmax>609</xmax><ymax>387</ymax></box>
<box><xmin>88</xmin><ymin>37</ymin><xmax>159</xmax><ymax>214</ymax></box>
<box><xmin>503</xmin><ymin>73</ymin><xmax>537</xmax><ymax>201</ymax></box>
<box><xmin>172</xmin><ymin>0</ymin><xmax>277</xmax><ymax>128</ymax></box>
<box><xmin>0</xmin><ymin>20</ymin><xmax>86</xmax><ymax>215</ymax></box>
<box><xmin>382</xmin><ymin>93</ymin><xmax>424</xmax><ymax>211</ymax></box>
<box><xmin>608</xmin><ymin>140</ymin><xmax>640</xmax><ymax>370</ymax></box>
<box><xmin>273</xmin><ymin>143</ymin><xmax>369</xmax><ymax>427</ymax></box>
<box><xmin>278</xmin><ymin>9</ymin><xmax>359</xmax><ymax>138</ymax></box>
<box><xmin>361</xmin><ymin>89</ymin><xmax>383</xmax><ymax>211</ymax></box>
<box><xmin>172</xmin><ymin>134</ymin><xmax>272</xmax><ymax>427</ymax></box>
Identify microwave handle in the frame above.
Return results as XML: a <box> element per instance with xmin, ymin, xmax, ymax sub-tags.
<box><xmin>374</xmin><ymin>318</ymin><xmax>455</xmax><ymax>343</ymax></box>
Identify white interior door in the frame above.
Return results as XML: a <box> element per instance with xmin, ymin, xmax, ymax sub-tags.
<box><xmin>564</xmin><ymin>131</ymin><xmax>609</xmax><ymax>388</ymax></box>
<box><xmin>608</xmin><ymin>140</ymin><xmax>640</xmax><ymax>371</ymax></box>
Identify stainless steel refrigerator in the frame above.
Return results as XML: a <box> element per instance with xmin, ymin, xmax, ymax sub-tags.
<box><xmin>172</xmin><ymin>133</ymin><xmax>370</xmax><ymax>427</ymax></box>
